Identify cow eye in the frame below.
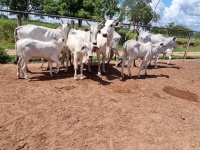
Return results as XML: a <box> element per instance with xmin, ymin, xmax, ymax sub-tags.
<box><xmin>110</xmin><ymin>24</ymin><xmax>113</xmax><ymax>27</ymax></box>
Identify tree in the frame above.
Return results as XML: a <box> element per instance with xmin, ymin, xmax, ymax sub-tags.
<box><xmin>1</xmin><ymin>0</ymin><xmax>44</xmax><ymax>26</ymax></box>
<box><xmin>122</xmin><ymin>0</ymin><xmax>160</xmax><ymax>28</ymax></box>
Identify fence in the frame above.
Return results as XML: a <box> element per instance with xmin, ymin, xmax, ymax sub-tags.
<box><xmin>0</xmin><ymin>9</ymin><xmax>199</xmax><ymax>58</ymax></box>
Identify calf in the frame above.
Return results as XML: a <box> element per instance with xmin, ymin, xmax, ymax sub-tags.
<box><xmin>16</xmin><ymin>38</ymin><xmax>65</xmax><ymax>80</ymax></box>
<box><xmin>121</xmin><ymin>40</ymin><xmax>164</xmax><ymax>78</ymax></box>
<box><xmin>66</xmin><ymin>33</ymin><xmax>88</xmax><ymax>80</ymax></box>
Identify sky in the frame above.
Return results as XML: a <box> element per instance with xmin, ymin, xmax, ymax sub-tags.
<box><xmin>151</xmin><ymin>0</ymin><xmax>200</xmax><ymax>32</ymax></box>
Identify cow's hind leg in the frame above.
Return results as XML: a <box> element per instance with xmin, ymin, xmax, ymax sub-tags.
<box><xmin>17</xmin><ymin>57</ymin><xmax>22</xmax><ymax>78</ymax></box>
<box><xmin>22</xmin><ymin>58</ymin><xmax>30</xmax><ymax>81</ymax></box>
<box><xmin>127</xmin><ymin>58</ymin><xmax>133</xmax><ymax>78</ymax></box>
<box><xmin>80</xmin><ymin>63</ymin><xmax>84</xmax><ymax>80</ymax></box>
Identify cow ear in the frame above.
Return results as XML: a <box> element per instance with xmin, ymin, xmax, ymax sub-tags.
<box><xmin>115</xmin><ymin>22</ymin><xmax>121</xmax><ymax>27</ymax></box>
<box><xmin>84</xmin><ymin>28</ymin><xmax>90</xmax><ymax>32</ymax></box>
<box><xmin>173</xmin><ymin>36</ymin><xmax>176</xmax><ymax>40</ymax></box>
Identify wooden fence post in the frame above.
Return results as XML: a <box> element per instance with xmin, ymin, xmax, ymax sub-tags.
<box><xmin>183</xmin><ymin>32</ymin><xmax>192</xmax><ymax>59</ymax></box>
<box><xmin>16</xmin><ymin>14</ymin><xmax>22</xmax><ymax>26</ymax></box>
<box><xmin>71</xmin><ymin>20</ymin><xmax>75</xmax><ymax>29</ymax></box>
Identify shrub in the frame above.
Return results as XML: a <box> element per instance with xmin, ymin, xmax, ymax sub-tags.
<box><xmin>0</xmin><ymin>47</ymin><xmax>11</xmax><ymax>64</ymax></box>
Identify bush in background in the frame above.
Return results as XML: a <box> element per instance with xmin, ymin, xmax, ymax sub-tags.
<box><xmin>0</xmin><ymin>47</ymin><xmax>11</xmax><ymax>64</ymax></box>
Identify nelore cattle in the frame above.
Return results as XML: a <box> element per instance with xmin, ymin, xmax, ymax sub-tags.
<box><xmin>16</xmin><ymin>38</ymin><xmax>65</xmax><ymax>81</ymax></box>
<box><xmin>95</xmin><ymin>11</ymin><xmax>121</xmax><ymax>76</ymax></box>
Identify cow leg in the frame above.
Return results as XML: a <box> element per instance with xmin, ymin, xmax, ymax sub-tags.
<box><xmin>22</xmin><ymin>58</ymin><xmax>30</xmax><ymax>81</ymax></box>
<box><xmin>73</xmin><ymin>54</ymin><xmax>78</xmax><ymax>80</ymax></box>
<box><xmin>102</xmin><ymin>53</ymin><xmax>106</xmax><ymax>73</ymax></box>
<box><xmin>51</xmin><ymin>56</ymin><xmax>61</xmax><ymax>74</ymax></box>
<box><xmin>80</xmin><ymin>62</ymin><xmax>84</xmax><ymax>80</ymax></box>
<box><xmin>133</xmin><ymin>59</ymin><xmax>136</xmax><ymax>67</ymax></box>
<box><xmin>48</xmin><ymin>60</ymin><xmax>53</xmax><ymax>77</ymax></box>
<box><xmin>154</xmin><ymin>55</ymin><xmax>158</xmax><ymax>68</ymax></box>
<box><xmin>121</xmin><ymin>53</ymin><xmax>127</xmax><ymax>79</ymax></box>
<box><xmin>144</xmin><ymin>61</ymin><xmax>148</xmax><ymax>76</ymax></box>
<box><xmin>40</xmin><ymin>58</ymin><xmax>44</xmax><ymax>68</ymax></box>
<box><xmin>138</xmin><ymin>61</ymin><xmax>144</xmax><ymax>78</ymax></box>
<box><xmin>61</xmin><ymin>51</ymin><xmax>66</xmax><ymax>67</ymax></box>
<box><xmin>167</xmin><ymin>54</ymin><xmax>171</xmax><ymax>64</ymax></box>
<box><xmin>17</xmin><ymin>57</ymin><xmax>22</xmax><ymax>78</ymax></box>
<box><xmin>115</xmin><ymin>51</ymin><xmax>119</xmax><ymax>67</ymax></box>
<box><xmin>96</xmin><ymin>51</ymin><xmax>101</xmax><ymax>76</ymax></box>
<box><xmin>107</xmin><ymin>49</ymin><xmax>114</xmax><ymax>65</ymax></box>
<box><xmin>87</xmin><ymin>57</ymin><xmax>92</xmax><ymax>73</ymax></box>
<box><xmin>127</xmin><ymin>58</ymin><xmax>132</xmax><ymax>78</ymax></box>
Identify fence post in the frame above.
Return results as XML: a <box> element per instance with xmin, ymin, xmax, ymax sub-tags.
<box><xmin>183</xmin><ymin>32</ymin><xmax>192</xmax><ymax>59</ymax></box>
<box><xmin>16</xmin><ymin>14</ymin><xmax>22</xmax><ymax>26</ymax></box>
<box><xmin>71</xmin><ymin>20</ymin><xmax>75</xmax><ymax>29</ymax></box>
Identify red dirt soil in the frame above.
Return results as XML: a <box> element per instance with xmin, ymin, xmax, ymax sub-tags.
<box><xmin>0</xmin><ymin>59</ymin><xmax>200</xmax><ymax>150</ymax></box>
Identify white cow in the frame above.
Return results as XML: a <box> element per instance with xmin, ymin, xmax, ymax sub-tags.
<box><xmin>121</xmin><ymin>40</ymin><xmax>164</xmax><ymax>79</ymax></box>
<box><xmin>107</xmin><ymin>30</ymin><xmax>122</xmax><ymax>66</ymax></box>
<box><xmin>14</xmin><ymin>21</ymin><xmax>70</xmax><ymax>65</ymax></box>
<box><xmin>16</xmin><ymin>38</ymin><xmax>66</xmax><ymax>81</ymax></box>
<box><xmin>135</xmin><ymin>30</ymin><xmax>177</xmax><ymax>66</ymax></box>
<box><xmin>66</xmin><ymin>33</ymin><xmax>88</xmax><ymax>80</ymax></box>
<box><xmin>62</xmin><ymin>21</ymin><xmax>102</xmax><ymax>72</ymax></box>
<box><xmin>96</xmin><ymin>11</ymin><xmax>121</xmax><ymax>75</ymax></box>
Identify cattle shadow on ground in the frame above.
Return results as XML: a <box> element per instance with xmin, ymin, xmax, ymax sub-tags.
<box><xmin>147</xmin><ymin>64</ymin><xmax>181</xmax><ymax>70</ymax></box>
<box><xmin>120</xmin><ymin>73</ymin><xmax>170</xmax><ymax>80</ymax></box>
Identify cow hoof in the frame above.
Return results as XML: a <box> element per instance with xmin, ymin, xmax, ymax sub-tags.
<box><xmin>80</xmin><ymin>76</ymin><xmax>84</xmax><ymax>80</ymax></box>
<box><xmin>74</xmin><ymin>77</ymin><xmax>78</xmax><ymax>80</ymax></box>
<box><xmin>98</xmin><ymin>72</ymin><xmax>102</xmax><ymax>77</ymax></box>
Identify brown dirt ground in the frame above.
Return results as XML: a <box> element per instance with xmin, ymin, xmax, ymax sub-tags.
<box><xmin>0</xmin><ymin>59</ymin><xmax>200</xmax><ymax>150</ymax></box>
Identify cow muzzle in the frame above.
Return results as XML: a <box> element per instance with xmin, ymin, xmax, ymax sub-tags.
<box><xmin>103</xmin><ymin>34</ymin><xmax>107</xmax><ymax>37</ymax></box>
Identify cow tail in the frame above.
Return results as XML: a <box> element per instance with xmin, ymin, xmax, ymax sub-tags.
<box><xmin>14</xmin><ymin>26</ymin><xmax>22</xmax><ymax>64</ymax></box>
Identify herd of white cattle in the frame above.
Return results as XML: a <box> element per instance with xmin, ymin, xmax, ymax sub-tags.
<box><xmin>14</xmin><ymin>12</ymin><xmax>177</xmax><ymax>81</ymax></box>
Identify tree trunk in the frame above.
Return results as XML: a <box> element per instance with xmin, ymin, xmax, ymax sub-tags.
<box><xmin>78</xmin><ymin>19</ymin><xmax>82</xmax><ymax>27</ymax></box>
<box><xmin>16</xmin><ymin>14</ymin><xmax>22</xmax><ymax>26</ymax></box>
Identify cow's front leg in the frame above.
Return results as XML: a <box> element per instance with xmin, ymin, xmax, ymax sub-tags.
<box><xmin>87</xmin><ymin>56</ymin><xmax>92</xmax><ymax>73</ymax></box>
<box><xmin>121</xmin><ymin>53</ymin><xmax>127</xmax><ymax>79</ymax></box>
<box><xmin>96</xmin><ymin>51</ymin><xmax>101</xmax><ymax>76</ymax></box>
<box><xmin>51</xmin><ymin>55</ymin><xmax>60</xmax><ymax>74</ymax></box>
<box><xmin>115</xmin><ymin>51</ymin><xmax>119</xmax><ymax>67</ymax></box>
<box><xmin>102</xmin><ymin>53</ymin><xmax>106</xmax><ymax>73</ymax></box>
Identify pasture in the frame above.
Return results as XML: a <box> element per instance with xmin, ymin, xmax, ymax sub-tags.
<box><xmin>0</xmin><ymin>59</ymin><xmax>200</xmax><ymax>149</ymax></box>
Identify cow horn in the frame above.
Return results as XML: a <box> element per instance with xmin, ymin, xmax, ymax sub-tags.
<box><xmin>135</xmin><ymin>29</ymin><xmax>139</xmax><ymax>36</ymax></box>
<box><xmin>134</xmin><ymin>29</ymin><xmax>139</xmax><ymax>41</ymax></box>
<box><xmin>114</xmin><ymin>11</ymin><xmax>121</xmax><ymax>21</ymax></box>
<box><xmin>104</xmin><ymin>10</ymin><xmax>109</xmax><ymax>20</ymax></box>
<box><xmin>86</xmin><ymin>20</ymin><xmax>91</xmax><ymax>26</ymax></box>
<box><xmin>98</xmin><ymin>21</ymin><xmax>104</xmax><ymax>26</ymax></box>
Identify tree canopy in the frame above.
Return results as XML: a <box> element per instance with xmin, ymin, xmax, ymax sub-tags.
<box><xmin>1</xmin><ymin>0</ymin><xmax>161</xmax><ymax>27</ymax></box>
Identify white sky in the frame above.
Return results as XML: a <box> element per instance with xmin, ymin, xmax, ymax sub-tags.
<box><xmin>151</xmin><ymin>0</ymin><xmax>200</xmax><ymax>32</ymax></box>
